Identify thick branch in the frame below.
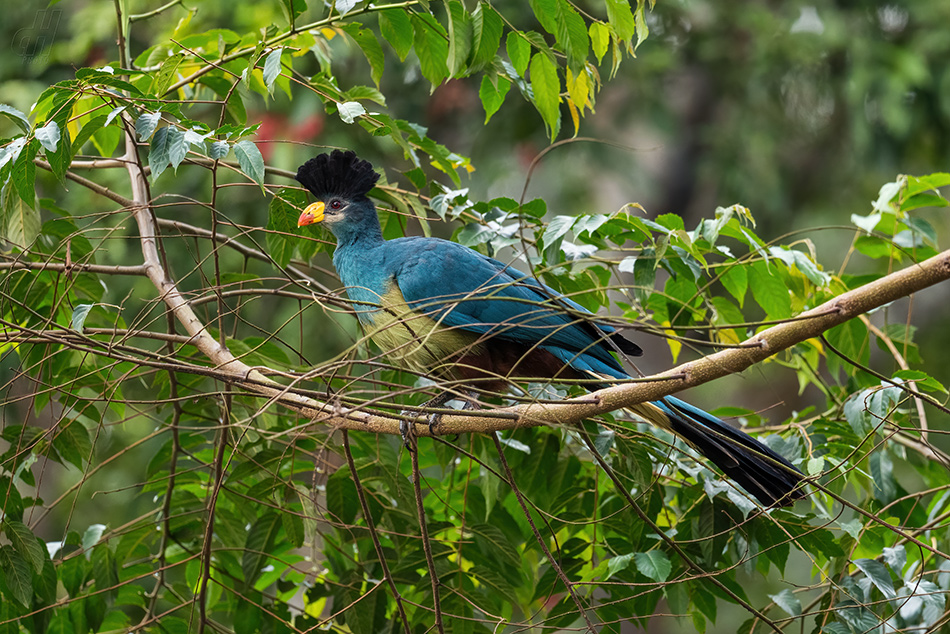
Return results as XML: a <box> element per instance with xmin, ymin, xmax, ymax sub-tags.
<box><xmin>306</xmin><ymin>249</ymin><xmax>950</xmax><ymax>437</ymax></box>
<box><xmin>121</xmin><ymin>129</ymin><xmax>255</xmax><ymax>377</ymax></box>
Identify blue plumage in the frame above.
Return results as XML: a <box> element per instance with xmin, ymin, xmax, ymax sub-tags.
<box><xmin>296</xmin><ymin>150</ymin><xmax>805</xmax><ymax>506</ymax></box>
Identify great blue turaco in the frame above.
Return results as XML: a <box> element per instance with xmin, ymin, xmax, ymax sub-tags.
<box><xmin>295</xmin><ymin>149</ymin><xmax>806</xmax><ymax>507</ymax></box>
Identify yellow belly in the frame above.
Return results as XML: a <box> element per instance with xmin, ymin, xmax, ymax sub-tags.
<box><xmin>364</xmin><ymin>284</ymin><xmax>481</xmax><ymax>374</ymax></box>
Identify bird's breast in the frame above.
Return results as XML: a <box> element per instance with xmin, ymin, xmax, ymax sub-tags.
<box><xmin>360</xmin><ymin>282</ymin><xmax>482</xmax><ymax>374</ymax></box>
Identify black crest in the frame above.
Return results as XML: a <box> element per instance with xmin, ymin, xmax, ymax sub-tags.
<box><xmin>295</xmin><ymin>150</ymin><xmax>380</xmax><ymax>201</ymax></box>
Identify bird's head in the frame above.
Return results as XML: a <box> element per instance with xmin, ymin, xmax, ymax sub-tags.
<box><xmin>295</xmin><ymin>150</ymin><xmax>381</xmax><ymax>240</ymax></box>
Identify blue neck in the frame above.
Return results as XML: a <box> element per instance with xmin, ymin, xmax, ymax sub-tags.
<box><xmin>330</xmin><ymin>206</ymin><xmax>390</xmax><ymax>315</ymax></box>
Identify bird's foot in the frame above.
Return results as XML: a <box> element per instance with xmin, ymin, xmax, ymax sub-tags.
<box><xmin>398</xmin><ymin>415</ymin><xmax>416</xmax><ymax>452</ymax></box>
<box><xmin>399</xmin><ymin>390</ymin><xmax>478</xmax><ymax>447</ymax></box>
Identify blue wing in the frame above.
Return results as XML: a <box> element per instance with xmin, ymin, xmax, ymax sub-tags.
<box><xmin>386</xmin><ymin>237</ymin><xmax>639</xmax><ymax>378</ymax></box>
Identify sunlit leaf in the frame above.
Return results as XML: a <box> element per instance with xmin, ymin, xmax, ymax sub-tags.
<box><xmin>234</xmin><ymin>139</ymin><xmax>265</xmax><ymax>186</ymax></box>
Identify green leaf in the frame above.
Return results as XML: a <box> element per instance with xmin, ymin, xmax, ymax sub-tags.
<box><xmin>325</xmin><ymin>467</ymin><xmax>360</xmax><ymax>526</ymax></box>
<box><xmin>635</xmin><ymin>551</ymin><xmax>671</xmax><ymax>582</ymax></box>
<box><xmin>769</xmin><ymin>588</ymin><xmax>802</xmax><ymax>616</ymax></box>
<box><xmin>839</xmin><ymin>519</ymin><xmax>862</xmax><ymax>540</ymax></box>
<box><xmin>338</xmin><ymin>101</ymin><xmax>366</xmax><ymax>124</ymax></box>
<box><xmin>47</xmin><ymin>120</ymin><xmax>72</xmax><ymax>183</ymax></box>
<box><xmin>4</xmin><ymin>521</ymin><xmax>45</xmax><ymax>574</ymax></box>
<box><xmin>280</xmin><ymin>0</ymin><xmax>306</xmax><ymax>23</ymax></box>
<box><xmin>82</xmin><ymin>524</ymin><xmax>105</xmax><ymax>551</ymax></box>
<box><xmin>446</xmin><ymin>0</ymin><xmax>473</xmax><ymax>77</ymax></box>
<box><xmin>627</xmin><ymin>254</ymin><xmax>657</xmax><ymax>304</ymax></box>
<box><xmin>905</xmin><ymin>172</ymin><xmax>950</xmax><ymax>196</ymax></box>
<box><xmin>166</xmin><ymin>127</ymin><xmax>189</xmax><ymax>171</ymax></box>
<box><xmin>768</xmin><ymin>246</ymin><xmax>830</xmax><ymax>286</ymax></box>
<box><xmin>825</xmin><ymin>319</ymin><xmax>869</xmax><ymax>377</ymax></box>
<box><xmin>379</xmin><ymin>8</ymin><xmax>413</xmax><ymax>61</ymax></box>
<box><xmin>2</xmin><ymin>179</ymin><xmax>40</xmax><ymax>246</ymax></box>
<box><xmin>719</xmin><ymin>264</ymin><xmax>747</xmax><ymax>307</ymax></box>
<box><xmin>605</xmin><ymin>0</ymin><xmax>636</xmax><ymax>42</ymax></box>
<box><xmin>234</xmin><ymin>139</ymin><xmax>265</xmax><ymax>186</ymax></box>
<box><xmin>267</xmin><ymin>187</ymin><xmax>308</xmax><ymax>267</ymax></box>
<box><xmin>853</xmin><ymin>558</ymin><xmax>896</xmax><ymax>598</ymax></box>
<box><xmin>469</xmin><ymin>3</ymin><xmax>503</xmax><ymax>70</ymax></box>
<box><xmin>92</xmin><ymin>123</ymin><xmax>121</xmax><ymax>157</ymax></box>
<box><xmin>35</xmin><ymin>120</ymin><xmax>60</xmax><ymax>152</ymax></box>
<box><xmin>893</xmin><ymin>369</ymin><xmax>947</xmax><ymax>393</ymax></box>
<box><xmin>479</xmin><ymin>74</ymin><xmax>511</xmax><ymax>123</ymax></box>
<box><xmin>341</xmin><ymin>25</ymin><xmax>384</xmax><ymax>86</ymax></box>
<box><xmin>12</xmin><ymin>137</ymin><xmax>38</xmax><ymax>208</ymax></box>
<box><xmin>71</xmin><ymin>304</ymin><xmax>94</xmax><ymax>332</ymax></box>
<box><xmin>748</xmin><ymin>261</ymin><xmax>791</xmax><ymax>320</ymax></box>
<box><xmin>0</xmin><ymin>545</ymin><xmax>32</xmax><ymax>607</ymax></box>
<box><xmin>281</xmin><ymin>500</ymin><xmax>305</xmax><ymax>550</ymax></box>
<box><xmin>148</xmin><ymin>126</ymin><xmax>171</xmax><ymax>181</ymax></box>
<box><xmin>882</xmin><ymin>545</ymin><xmax>906</xmax><ymax>576</ymax></box>
<box><xmin>242</xmin><ymin>512</ymin><xmax>281</xmax><ymax>588</ymax></box>
<box><xmin>590</xmin><ymin>22</ymin><xmax>609</xmax><ymax>64</ymax></box>
<box><xmin>262</xmin><ymin>48</ymin><xmax>284</xmax><ymax>94</ymax></box>
<box><xmin>53</xmin><ymin>421</ymin><xmax>92</xmax><ymax>470</ymax></box>
<box><xmin>91</xmin><ymin>544</ymin><xmax>118</xmax><ymax>601</ymax></box>
<box><xmin>507</xmin><ymin>32</ymin><xmax>531</xmax><ymax>77</ymax></box>
<box><xmin>529</xmin><ymin>52</ymin><xmax>561</xmax><ymax>140</ymax></box>
<box><xmin>411</xmin><ymin>13</ymin><xmax>450</xmax><ymax>88</ymax></box>
<box><xmin>605</xmin><ymin>553</ymin><xmax>634</xmax><ymax>579</ymax></box>
<box><xmin>551</xmin><ymin>0</ymin><xmax>589</xmax><ymax>71</ymax></box>
<box><xmin>71</xmin><ymin>114</ymin><xmax>106</xmax><ymax>154</ymax></box>
<box><xmin>151</xmin><ymin>53</ymin><xmax>184</xmax><ymax>96</ymax></box>
<box><xmin>633</xmin><ymin>0</ymin><xmax>649</xmax><ymax>51</ymax></box>
<box><xmin>869</xmin><ymin>451</ymin><xmax>897</xmax><ymax>504</ymax></box>
<box><xmin>0</xmin><ymin>103</ymin><xmax>30</xmax><ymax>133</ymax></box>
<box><xmin>209</xmin><ymin>140</ymin><xmax>230</xmax><ymax>159</ymax></box>
<box><xmin>136</xmin><ymin>111</ymin><xmax>162</xmax><ymax>141</ymax></box>
<box><xmin>692</xmin><ymin>585</ymin><xmax>717</xmax><ymax>625</ymax></box>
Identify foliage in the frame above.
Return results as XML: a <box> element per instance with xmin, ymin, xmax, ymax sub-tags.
<box><xmin>1</xmin><ymin>1</ymin><xmax>950</xmax><ymax>633</ymax></box>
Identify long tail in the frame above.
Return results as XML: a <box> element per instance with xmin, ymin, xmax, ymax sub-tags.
<box><xmin>629</xmin><ymin>396</ymin><xmax>806</xmax><ymax>506</ymax></box>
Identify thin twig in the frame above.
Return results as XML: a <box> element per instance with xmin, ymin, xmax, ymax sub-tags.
<box><xmin>342</xmin><ymin>431</ymin><xmax>412</xmax><ymax>634</ymax></box>
<box><xmin>492</xmin><ymin>433</ymin><xmax>597</xmax><ymax>633</ymax></box>
<box><xmin>410</xmin><ymin>437</ymin><xmax>445</xmax><ymax>634</ymax></box>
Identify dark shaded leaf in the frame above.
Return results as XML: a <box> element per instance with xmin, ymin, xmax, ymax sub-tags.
<box><xmin>0</xmin><ymin>545</ymin><xmax>32</xmax><ymax>607</ymax></box>
<box><xmin>635</xmin><ymin>551</ymin><xmax>671</xmax><ymax>582</ymax></box>
<box><xmin>242</xmin><ymin>512</ymin><xmax>281</xmax><ymax>588</ymax></box>
<box><xmin>3</xmin><ymin>521</ymin><xmax>44</xmax><ymax>574</ymax></box>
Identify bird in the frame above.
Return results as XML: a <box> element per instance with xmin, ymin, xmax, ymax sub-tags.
<box><xmin>295</xmin><ymin>149</ymin><xmax>806</xmax><ymax>507</ymax></box>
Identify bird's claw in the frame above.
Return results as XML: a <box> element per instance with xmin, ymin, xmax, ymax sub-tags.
<box><xmin>399</xmin><ymin>390</ymin><xmax>479</xmax><ymax>449</ymax></box>
<box><xmin>427</xmin><ymin>412</ymin><xmax>442</xmax><ymax>437</ymax></box>
<box><xmin>397</xmin><ymin>409</ymin><xmax>442</xmax><ymax>451</ymax></box>
<box><xmin>398</xmin><ymin>410</ymin><xmax>417</xmax><ymax>451</ymax></box>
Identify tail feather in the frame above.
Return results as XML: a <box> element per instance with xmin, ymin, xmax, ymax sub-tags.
<box><xmin>632</xmin><ymin>397</ymin><xmax>806</xmax><ymax>507</ymax></box>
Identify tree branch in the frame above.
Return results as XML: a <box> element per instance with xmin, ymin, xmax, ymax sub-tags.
<box><xmin>302</xmin><ymin>248</ymin><xmax>950</xmax><ymax>437</ymax></box>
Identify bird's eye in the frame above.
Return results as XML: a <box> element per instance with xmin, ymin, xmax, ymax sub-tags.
<box><xmin>328</xmin><ymin>199</ymin><xmax>344</xmax><ymax>211</ymax></box>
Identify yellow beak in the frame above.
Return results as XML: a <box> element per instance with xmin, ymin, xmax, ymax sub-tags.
<box><xmin>297</xmin><ymin>202</ymin><xmax>325</xmax><ymax>227</ymax></box>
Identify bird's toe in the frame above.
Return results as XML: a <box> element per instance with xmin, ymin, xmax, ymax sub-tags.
<box><xmin>427</xmin><ymin>412</ymin><xmax>442</xmax><ymax>437</ymax></box>
<box><xmin>398</xmin><ymin>416</ymin><xmax>415</xmax><ymax>452</ymax></box>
